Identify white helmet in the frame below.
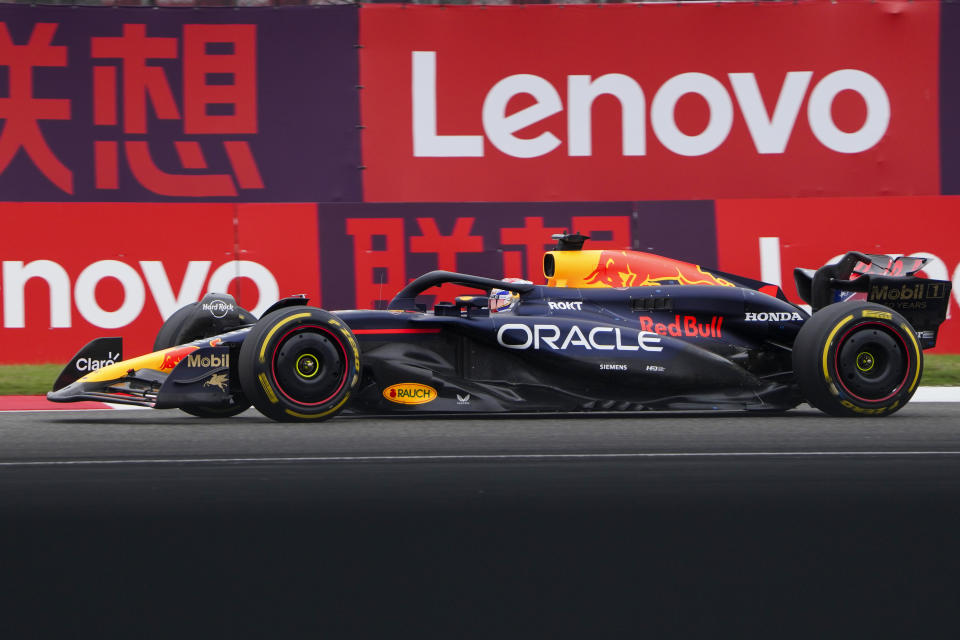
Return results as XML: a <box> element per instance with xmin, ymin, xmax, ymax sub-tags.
<box><xmin>489</xmin><ymin>278</ymin><xmax>531</xmax><ymax>313</ymax></box>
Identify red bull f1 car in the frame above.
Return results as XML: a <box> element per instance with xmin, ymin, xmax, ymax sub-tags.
<box><xmin>48</xmin><ymin>234</ymin><xmax>952</xmax><ymax>421</ymax></box>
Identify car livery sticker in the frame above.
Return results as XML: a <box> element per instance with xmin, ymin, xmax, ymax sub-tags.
<box><xmin>383</xmin><ymin>383</ymin><xmax>437</xmax><ymax>405</ymax></box>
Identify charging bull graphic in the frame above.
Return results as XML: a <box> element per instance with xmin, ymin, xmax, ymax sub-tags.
<box><xmin>550</xmin><ymin>250</ymin><xmax>736</xmax><ymax>289</ymax></box>
<box><xmin>159</xmin><ymin>345</ymin><xmax>198</xmax><ymax>371</ymax></box>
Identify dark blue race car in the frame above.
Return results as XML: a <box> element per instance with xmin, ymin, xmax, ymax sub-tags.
<box><xmin>48</xmin><ymin>234</ymin><xmax>952</xmax><ymax>421</ymax></box>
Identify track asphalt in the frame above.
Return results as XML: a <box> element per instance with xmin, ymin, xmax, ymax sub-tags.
<box><xmin>2</xmin><ymin>404</ymin><xmax>959</xmax><ymax>636</ymax></box>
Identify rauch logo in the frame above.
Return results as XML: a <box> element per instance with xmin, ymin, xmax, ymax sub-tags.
<box><xmin>383</xmin><ymin>383</ymin><xmax>437</xmax><ymax>405</ymax></box>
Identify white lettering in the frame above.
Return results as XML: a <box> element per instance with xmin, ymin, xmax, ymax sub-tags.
<box><xmin>651</xmin><ymin>72</ymin><xmax>734</xmax><ymax>157</ymax></box>
<box><xmin>412</xmin><ymin>53</ymin><xmax>893</xmax><ymax>160</ymax></box>
<box><xmin>483</xmin><ymin>74</ymin><xmax>562</xmax><ymax>159</ymax></box>
<box><xmin>497</xmin><ymin>323</ymin><xmax>533</xmax><ymax>350</ymax></box>
<box><xmin>744</xmin><ymin>311</ymin><xmax>804</xmax><ymax>322</ymax></box>
<box><xmin>535</xmin><ymin>324</ymin><xmax>561</xmax><ymax>350</ymax></box>
<box><xmin>497</xmin><ymin>323</ymin><xmax>662</xmax><ymax>353</ymax></box>
<box><xmin>548</xmin><ymin>300</ymin><xmax>584</xmax><ymax>311</ymax></box>
<box><xmin>807</xmin><ymin>69</ymin><xmax>890</xmax><ymax>154</ymax></box>
<box><xmin>142</xmin><ymin>260</ymin><xmax>211</xmax><ymax>321</ymax></box>
<box><xmin>2</xmin><ymin>260</ymin><xmax>70</xmax><ymax>329</ymax></box>
<box><xmin>615</xmin><ymin>327</ymin><xmax>639</xmax><ymax>351</ymax></box>
<box><xmin>412</xmin><ymin>51</ymin><xmax>483</xmax><ymax>157</ymax></box>
<box><xmin>560</xmin><ymin>325</ymin><xmax>591</xmax><ymax>350</ymax></box>
<box><xmin>588</xmin><ymin>326</ymin><xmax>615</xmax><ymax>350</ymax></box>
<box><xmin>758</xmin><ymin>237</ymin><xmax>783</xmax><ymax>288</ymax></box>
<box><xmin>1</xmin><ymin>259</ymin><xmax>280</xmax><ymax>331</ymax></box>
<box><xmin>729</xmin><ymin>72</ymin><xmax>812</xmax><ymax>154</ymax></box>
<box><xmin>76</xmin><ymin>352</ymin><xmax>119</xmax><ymax>372</ymax></box>
<box><xmin>638</xmin><ymin>331</ymin><xmax>663</xmax><ymax>352</ymax></box>
<box><xmin>74</xmin><ymin>260</ymin><xmax>145</xmax><ymax>329</ymax></box>
<box><xmin>567</xmin><ymin>74</ymin><xmax>645</xmax><ymax>157</ymax></box>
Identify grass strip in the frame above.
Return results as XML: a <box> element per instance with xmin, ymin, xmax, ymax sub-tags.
<box><xmin>0</xmin><ymin>356</ymin><xmax>959</xmax><ymax>396</ymax></box>
<box><xmin>0</xmin><ymin>364</ymin><xmax>66</xmax><ymax>396</ymax></box>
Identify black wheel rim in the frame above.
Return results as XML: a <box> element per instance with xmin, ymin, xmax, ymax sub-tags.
<box><xmin>835</xmin><ymin>323</ymin><xmax>909</xmax><ymax>402</ymax></box>
<box><xmin>271</xmin><ymin>326</ymin><xmax>347</xmax><ymax>406</ymax></box>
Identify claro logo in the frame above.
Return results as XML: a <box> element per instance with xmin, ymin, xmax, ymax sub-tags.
<box><xmin>413</xmin><ymin>51</ymin><xmax>890</xmax><ymax>159</ymax></box>
<box><xmin>1</xmin><ymin>260</ymin><xmax>279</xmax><ymax>329</ymax></box>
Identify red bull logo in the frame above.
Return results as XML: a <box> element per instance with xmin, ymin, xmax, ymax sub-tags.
<box><xmin>583</xmin><ymin>251</ymin><xmax>735</xmax><ymax>289</ymax></box>
<box><xmin>639</xmin><ymin>315</ymin><xmax>724</xmax><ymax>338</ymax></box>
<box><xmin>159</xmin><ymin>346</ymin><xmax>197</xmax><ymax>371</ymax></box>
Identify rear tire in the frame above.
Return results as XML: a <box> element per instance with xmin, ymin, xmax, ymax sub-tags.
<box><xmin>793</xmin><ymin>302</ymin><xmax>922</xmax><ymax>417</ymax></box>
<box><xmin>238</xmin><ymin>307</ymin><xmax>361</xmax><ymax>422</ymax></box>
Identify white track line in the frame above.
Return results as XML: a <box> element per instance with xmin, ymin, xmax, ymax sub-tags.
<box><xmin>2</xmin><ymin>450</ymin><xmax>960</xmax><ymax>468</ymax></box>
<box><xmin>912</xmin><ymin>387</ymin><xmax>960</xmax><ymax>402</ymax></box>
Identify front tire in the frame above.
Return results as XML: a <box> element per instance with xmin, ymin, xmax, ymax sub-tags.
<box><xmin>154</xmin><ymin>303</ymin><xmax>251</xmax><ymax>418</ymax></box>
<box><xmin>153</xmin><ymin>303</ymin><xmax>200</xmax><ymax>352</ymax></box>
<box><xmin>793</xmin><ymin>302</ymin><xmax>922</xmax><ymax>417</ymax></box>
<box><xmin>238</xmin><ymin>307</ymin><xmax>361</xmax><ymax>422</ymax></box>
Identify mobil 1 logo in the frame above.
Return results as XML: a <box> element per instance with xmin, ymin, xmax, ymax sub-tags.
<box><xmin>868</xmin><ymin>279</ymin><xmax>950</xmax><ymax>311</ymax></box>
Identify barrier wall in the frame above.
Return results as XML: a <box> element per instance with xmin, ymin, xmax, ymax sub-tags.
<box><xmin>0</xmin><ymin>5</ymin><xmax>361</xmax><ymax>202</ymax></box>
<box><xmin>0</xmin><ymin>203</ymin><xmax>320</xmax><ymax>362</ymax></box>
<box><xmin>360</xmin><ymin>2</ymin><xmax>940</xmax><ymax>201</ymax></box>
<box><xmin>1</xmin><ymin>2</ymin><xmax>959</xmax><ymax>363</ymax></box>
<box><xmin>715</xmin><ymin>196</ymin><xmax>960</xmax><ymax>353</ymax></box>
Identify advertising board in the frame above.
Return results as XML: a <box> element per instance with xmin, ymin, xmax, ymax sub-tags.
<box><xmin>715</xmin><ymin>196</ymin><xmax>960</xmax><ymax>353</ymax></box>
<box><xmin>0</xmin><ymin>203</ymin><xmax>319</xmax><ymax>363</ymax></box>
<box><xmin>360</xmin><ymin>3</ymin><xmax>939</xmax><ymax>202</ymax></box>
<box><xmin>0</xmin><ymin>5</ymin><xmax>361</xmax><ymax>202</ymax></box>
<box><xmin>941</xmin><ymin>1</ymin><xmax>960</xmax><ymax>195</ymax></box>
<box><xmin>317</xmin><ymin>201</ymin><xmax>716</xmax><ymax>310</ymax></box>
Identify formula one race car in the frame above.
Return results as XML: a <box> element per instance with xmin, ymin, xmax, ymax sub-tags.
<box><xmin>49</xmin><ymin>234</ymin><xmax>952</xmax><ymax>420</ymax></box>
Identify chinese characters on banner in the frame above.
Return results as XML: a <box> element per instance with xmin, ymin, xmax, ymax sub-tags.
<box><xmin>318</xmin><ymin>202</ymin><xmax>717</xmax><ymax>310</ymax></box>
<box><xmin>91</xmin><ymin>23</ymin><xmax>260</xmax><ymax>197</ymax></box>
<box><xmin>0</xmin><ymin>5</ymin><xmax>361</xmax><ymax>202</ymax></box>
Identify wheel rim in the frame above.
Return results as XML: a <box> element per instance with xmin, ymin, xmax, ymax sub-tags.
<box><xmin>834</xmin><ymin>322</ymin><xmax>910</xmax><ymax>403</ymax></box>
<box><xmin>270</xmin><ymin>325</ymin><xmax>348</xmax><ymax>406</ymax></box>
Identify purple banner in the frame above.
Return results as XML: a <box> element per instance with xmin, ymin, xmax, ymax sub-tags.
<box><xmin>0</xmin><ymin>5</ymin><xmax>361</xmax><ymax>202</ymax></box>
<box><xmin>941</xmin><ymin>2</ymin><xmax>960</xmax><ymax>195</ymax></box>
<box><xmin>317</xmin><ymin>201</ymin><xmax>716</xmax><ymax>310</ymax></box>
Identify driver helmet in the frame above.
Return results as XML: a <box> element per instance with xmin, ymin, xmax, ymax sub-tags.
<box><xmin>489</xmin><ymin>278</ymin><xmax>531</xmax><ymax>313</ymax></box>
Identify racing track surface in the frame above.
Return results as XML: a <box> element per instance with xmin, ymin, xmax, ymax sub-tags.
<box><xmin>3</xmin><ymin>405</ymin><xmax>960</xmax><ymax>635</ymax></box>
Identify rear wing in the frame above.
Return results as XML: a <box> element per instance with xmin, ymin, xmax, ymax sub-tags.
<box><xmin>795</xmin><ymin>252</ymin><xmax>952</xmax><ymax>349</ymax></box>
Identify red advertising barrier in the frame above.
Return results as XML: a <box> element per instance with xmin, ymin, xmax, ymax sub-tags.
<box><xmin>360</xmin><ymin>2</ymin><xmax>939</xmax><ymax>202</ymax></box>
<box><xmin>0</xmin><ymin>203</ymin><xmax>319</xmax><ymax>363</ymax></box>
<box><xmin>715</xmin><ymin>196</ymin><xmax>960</xmax><ymax>353</ymax></box>
<box><xmin>317</xmin><ymin>201</ymin><xmax>717</xmax><ymax>310</ymax></box>
<box><xmin>0</xmin><ymin>5</ymin><xmax>361</xmax><ymax>202</ymax></box>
